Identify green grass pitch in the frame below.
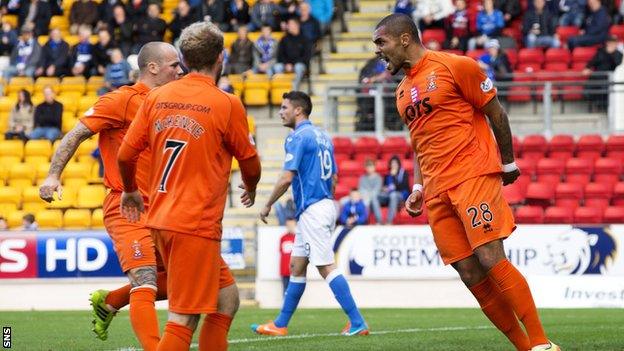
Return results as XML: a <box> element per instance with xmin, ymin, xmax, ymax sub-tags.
<box><xmin>2</xmin><ymin>308</ymin><xmax>623</xmax><ymax>350</ymax></box>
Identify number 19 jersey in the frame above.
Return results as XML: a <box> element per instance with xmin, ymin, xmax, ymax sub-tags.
<box><xmin>283</xmin><ymin>120</ymin><xmax>336</xmax><ymax>218</ymax></box>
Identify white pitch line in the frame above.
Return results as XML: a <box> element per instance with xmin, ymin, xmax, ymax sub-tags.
<box><xmin>111</xmin><ymin>325</ymin><xmax>493</xmax><ymax>350</ymax></box>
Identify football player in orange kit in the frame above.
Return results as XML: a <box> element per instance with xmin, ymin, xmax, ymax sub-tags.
<box><xmin>118</xmin><ymin>21</ymin><xmax>261</xmax><ymax>351</ymax></box>
<box><xmin>39</xmin><ymin>42</ymin><xmax>182</xmax><ymax>350</ymax></box>
<box><xmin>372</xmin><ymin>14</ymin><xmax>560</xmax><ymax>351</ymax></box>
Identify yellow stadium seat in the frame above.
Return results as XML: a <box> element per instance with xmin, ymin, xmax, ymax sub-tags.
<box><xmin>6</xmin><ymin>210</ymin><xmax>24</xmax><ymax>228</ymax></box>
<box><xmin>0</xmin><ymin>203</ymin><xmax>18</xmax><ymax>217</ymax></box>
<box><xmin>0</xmin><ymin>112</ymin><xmax>10</xmax><ymax>131</ymax></box>
<box><xmin>9</xmin><ymin>163</ymin><xmax>35</xmax><ymax>184</ymax></box>
<box><xmin>35</xmin><ymin>162</ymin><xmax>51</xmax><ymax>182</ymax></box>
<box><xmin>65</xmin><ymin>35</ymin><xmax>80</xmax><ymax>47</ymax></box>
<box><xmin>229</xmin><ymin>74</ymin><xmax>244</xmax><ymax>97</ymax></box>
<box><xmin>75</xmin><ymin>137</ymin><xmax>98</xmax><ymax>161</ymax></box>
<box><xmin>0</xmin><ymin>97</ymin><xmax>15</xmax><ymax>113</ymax></box>
<box><xmin>22</xmin><ymin>186</ymin><xmax>42</xmax><ymax>203</ymax></box>
<box><xmin>78</xmin><ymin>95</ymin><xmax>99</xmax><ymax>114</ymax></box>
<box><xmin>22</xmin><ymin>202</ymin><xmax>47</xmax><ymax>213</ymax></box>
<box><xmin>224</xmin><ymin>32</ymin><xmax>237</xmax><ymax>49</ymax></box>
<box><xmin>50</xmin><ymin>16</ymin><xmax>69</xmax><ymax>31</ymax></box>
<box><xmin>64</xmin><ymin>178</ymin><xmax>88</xmax><ymax>189</ymax></box>
<box><xmin>63</xmin><ymin>209</ymin><xmax>92</xmax><ymax>229</ymax></box>
<box><xmin>76</xmin><ymin>185</ymin><xmax>106</xmax><ymax>209</ymax></box>
<box><xmin>0</xmin><ymin>139</ymin><xmax>24</xmax><ymax>159</ymax></box>
<box><xmin>37</xmin><ymin>35</ymin><xmax>48</xmax><ymax>46</ymax></box>
<box><xmin>36</xmin><ymin>209</ymin><xmax>63</xmax><ymax>230</ymax></box>
<box><xmin>24</xmin><ymin>139</ymin><xmax>53</xmax><ymax>159</ymax></box>
<box><xmin>24</xmin><ymin>155</ymin><xmax>49</xmax><ymax>165</ymax></box>
<box><xmin>57</xmin><ymin>94</ymin><xmax>79</xmax><ymax>114</ymax></box>
<box><xmin>247</xmin><ymin>115</ymin><xmax>256</xmax><ymax>136</ymax></box>
<box><xmin>90</xmin><ymin>162</ymin><xmax>102</xmax><ymax>183</ymax></box>
<box><xmin>46</xmin><ymin>186</ymin><xmax>76</xmax><ymax>209</ymax></box>
<box><xmin>62</xmin><ymin>116</ymin><xmax>79</xmax><ymax>134</ymax></box>
<box><xmin>60</xmin><ymin>76</ymin><xmax>86</xmax><ymax>95</ymax></box>
<box><xmin>7</xmin><ymin>178</ymin><xmax>32</xmax><ymax>188</ymax></box>
<box><xmin>52</xmin><ymin>139</ymin><xmax>62</xmax><ymax>154</ymax></box>
<box><xmin>63</xmin><ymin>162</ymin><xmax>91</xmax><ymax>181</ymax></box>
<box><xmin>0</xmin><ymin>186</ymin><xmax>21</xmax><ymax>204</ymax></box>
<box><xmin>270</xmin><ymin>73</ymin><xmax>295</xmax><ymax>105</ymax></box>
<box><xmin>91</xmin><ymin>208</ymin><xmax>104</xmax><ymax>229</ymax></box>
<box><xmin>86</xmin><ymin>76</ymin><xmax>104</xmax><ymax>94</ymax></box>
<box><xmin>34</xmin><ymin>77</ymin><xmax>60</xmax><ymax>94</ymax></box>
<box><xmin>0</xmin><ymin>157</ymin><xmax>21</xmax><ymax>182</ymax></box>
<box><xmin>2</xmin><ymin>14</ymin><xmax>18</xmax><ymax>28</ymax></box>
<box><xmin>6</xmin><ymin>77</ymin><xmax>34</xmax><ymax>96</ymax></box>
<box><xmin>31</xmin><ymin>94</ymin><xmax>45</xmax><ymax>106</ymax></box>
<box><xmin>243</xmin><ymin>74</ymin><xmax>270</xmax><ymax>106</ymax></box>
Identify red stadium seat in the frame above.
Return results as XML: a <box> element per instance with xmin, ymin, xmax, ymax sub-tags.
<box><xmin>465</xmin><ymin>49</ymin><xmax>486</xmax><ymax>61</ymax></box>
<box><xmin>353</xmin><ymin>136</ymin><xmax>380</xmax><ymax>156</ymax></box>
<box><xmin>515</xmin><ymin>206</ymin><xmax>544</xmax><ymax>223</ymax></box>
<box><xmin>584</xmin><ymin>182</ymin><xmax>612</xmax><ymax>211</ymax></box>
<box><xmin>549</xmin><ymin>134</ymin><xmax>575</xmax><ymax>160</ymax></box>
<box><xmin>556</xmin><ymin>26</ymin><xmax>580</xmax><ymax>45</ymax></box>
<box><xmin>503</xmin><ymin>182</ymin><xmax>525</xmax><ymax>206</ymax></box>
<box><xmin>333</xmin><ymin>137</ymin><xmax>353</xmax><ymax>156</ymax></box>
<box><xmin>593</xmin><ymin>158</ymin><xmax>622</xmax><ymax>190</ymax></box>
<box><xmin>505</xmin><ymin>48</ymin><xmax>518</xmax><ymax>68</ymax></box>
<box><xmin>611</xmin><ymin>24</ymin><xmax>624</xmax><ymax>42</ymax></box>
<box><xmin>443</xmin><ymin>49</ymin><xmax>464</xmax><ymax>56</ymax></box>
<box><xmin>516</xmin><ymin>158</ymin><xmax>537</xmax><ymax>177</ymax></box>
<box><xmin>516</xmin><ymin>174</ymin><xmax>532</xmax><ymax>195</ymax></box>
<box><xmin>555</xmin><ymin>183</ymin><xmax>583</xmax><ymax>209</ymax></box>
<box><xmin>395</xmin><ymin>207</ymin><xmax>428</xmax><ymax>225</ymax></box>
<box><xmin>613</xmin><ymin>182</ymin><xmax>624</xmax><ymax>206</ymax></box>
<box><xmin>565</xmin><ymin>158</ymin><xmax>593</xmax><ymax>186</ymax></box>
<box><xmin>354</xmin><ymin>152</ymin><xmax>381</xmax><ymax>163</ymax></box>
<box><xmin>544</xmin><ymin>206</ymin><xmax>574</xmax><ymax>223</ymax></box>
<box><xmin>605</xmin><ymin>135</ymin><xmax>624</xmax><ymax>161</ymax></box>
<box><xmin>574</xmin><ymin>206</ymin><xmax>603</xmax><ymax>224</ymax></box>
<box><xmin>518</xmin><ymin>48</ymin><xmax>545</xmax><ymax>67</ymax></box>
<box><xmin>339</xmin><ymin>176</ymin><xmax>359</xmax><ymax>190</ymax></box>
<box><xmin>603</xmin><ymin>207</ymin><xmax>624</xmax><ymax>223</ymax></box>
<box><xmin>543</xmin><ymin>62</ymin><xmax>569</xmax><ymax>71</ymax></box>
<box><xmin>545</xmin><ymin>48</ymin><xmax>571</xmax><ymax>66</ymax></box>
<box><xmin>525</xmin><ymin>182</ymin><xmax>554</xmax><ymax>207</ymax></box>
<box><xmin>536</xmin><ymin>158</ymin><xmax>565</xmax><ymax>186</ymax></box>
<box><xmin>521</xmin><ymin>134</ymin><xmax>548</xmax><ymax>160</ymax></box>
<box><xmin>334</xmin><ymin>184</ymin><xmax>349</xmax><ymax>200</ymax></box>
<box><xmin>512</xmin><ymin>135</ymin><xmax>522</xmax><ymax>157</ymax></box>
<box><xmin>334</xmin><ymin>153</ymin><xmax>351</xmax><ymax>165</ymax></box>
<box><xmin>572</xmin><ymin>47</ymin><xmax>598</xmax><ymax>68</ymax></box>
<box><xmin>507</xmin><ymin>71</ymin><xmax>534</xmax><ymax>102</ymax></box>
<box><xmin>421</xmin><ymin>29</ymin><xmax>446</xmax><ymax>45</ymax></box>
<box><xmin>381</xmin><ymin>137</ymin><xmax>410</xmax><ymax>158</ymax></box>
<box><xmin>560</xmin><ymin>70</ymin><xmax>586</xmax><ymax>101</ymax></box>
<box><xmin>576</xmin><ymin>134</ymin><xmax>604</xmax><ymax>161</ymax></box>
<box><xmin>339</xmin><ymin>160</ymin><xmax>363</xmax><ymax>178</ymax></box>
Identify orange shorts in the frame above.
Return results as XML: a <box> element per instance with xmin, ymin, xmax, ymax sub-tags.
<box><xmin>103</xmin><ymin>192</ymin><xmax>158</xmax><ymax>272</ymax></box>
<box><xmin>152</xmin><ymin>229</ymin><xmax>235</xmax><ymax>314</ymax></box>
<box><xmin>425</xmin><ymin>174</ymin><xmax>516</xmax><ymax>265</ymax></box>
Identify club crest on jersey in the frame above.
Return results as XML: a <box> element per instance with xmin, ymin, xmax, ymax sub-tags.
<box><xmin>480</xmin><ymin>77</ymin><xmax>494</xmax><ymax>92</ymax></box>
<box><xmin>132</xmin><ymin>240</ymin><xmax>143</xmax><ymax>259</ymax></box>
<box><xmin>410</xmin><ymin>87</ymin><xmax>419</xmax><ymax>103</ymax></box>
<box><xmin>426</xmin><ymin>72</ymin><xmax>437</xmax><ymax>92</ymax></box>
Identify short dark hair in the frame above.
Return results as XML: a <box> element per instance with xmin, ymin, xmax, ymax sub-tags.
<box><xmin>23</xmin><ymin>213</ymin><xmax>35</xmax><ymax>223</ymax></box>
<box><xmin>283</xmin><ymin>91</ymin><xmax>312</xmax><ymax>116</ymax></box>
<box><xmin>375</xmin><ymin>13</ymin><xmax>421</xmax><ymax>43</ymax></box>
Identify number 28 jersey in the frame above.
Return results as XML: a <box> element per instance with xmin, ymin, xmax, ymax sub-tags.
<box><xmin>121</xmin><ymin>73</ymin><xmax>257</xmax><ymax>239</ymax></box>
<box><xmin>284</xmin><ymin>120</ymin><xmax>336</xmax><ymax>218</ymax></box>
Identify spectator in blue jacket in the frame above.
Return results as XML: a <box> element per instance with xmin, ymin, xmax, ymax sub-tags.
<box><xmin>394</xmin><ymin>0</ymin><xmax>414</xmax><ymax>16</ymax></box>
<box><xmin>307</xmin><ymin>0</ymin><xmax>333</xmax><ymax>31</ymax></box>
<box><xmin>379</xmin><ymin>156</ymin><xmax>410</xmax><ymax>225</ymax></box>
<box><xmin>559</xmin><ymin>0</ymin><xmax>586</xmax><ymax>27</ymax></box>
<box><xmin>339</xmin><ymin>189</ymin><xmax>369</xmax><ymax>227</ymax></box>
<box><xmin>468</xmin><ymin>0</ymin><xmax>505</xmax><ymax>50</ymax></box>
<box><xmin>568</xmin><ymin>0</ymin><xmax>611</xmax><ymax>50</ymax></box>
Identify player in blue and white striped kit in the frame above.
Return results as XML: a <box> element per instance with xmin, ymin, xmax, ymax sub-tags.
<box><xmin>252</xmin><ymin>91</ymin><xmax>369</xmax><ymax>336</ymax></box>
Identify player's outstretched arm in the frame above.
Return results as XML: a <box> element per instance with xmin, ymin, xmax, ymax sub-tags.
<box><xmin>482</xmin><ymin>96</ymin><xmax>520</xmax><ymax>186</ymax></box>
<box><xmin>238</xmin><ymin>155</ymin><xmax>262</xmax><ymax>208</ymax></box>
<box><xmin>39</xmin><ymin>122</ymin><xmax>95</xmax><ymax>202</ymax></box>
<box><xmin>259</xmin><ymin>170</ymin><xmax>294</xmax><ymax>224</ymax></box>
<box><xmin>405</xmin><ymin>156</ymin><xmax>424</xmax><ymax>217</ymax></box>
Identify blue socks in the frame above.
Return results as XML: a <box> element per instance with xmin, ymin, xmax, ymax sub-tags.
<box><xmin>274</xmin><ymin>276</ymin><xmax>306</xmax><ymax>328</ymax></box>
<box><xmin>326</xmin><ymin>270</ymin><xmax>365</xmax><ymax>328</ymax></box>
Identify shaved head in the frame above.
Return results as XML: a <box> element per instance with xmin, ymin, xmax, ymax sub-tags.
<box><xmin>375</xmin><ymin>13</ymin><xmax>421</xmax><ymax>43</ymax></box>
<box><xmin>137</xmin><ymin>42</ymin><xmax>177</xmax><ymax>72</ymax></box>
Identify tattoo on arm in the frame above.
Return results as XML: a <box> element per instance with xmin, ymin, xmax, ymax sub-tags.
<box><xmin>128</xmin><ymin>266</ymin><xmax>157</xmax><ymax>288</ymax></box>
<box><xmin>484</xmin><ymin>99</ymin><xmax>515</xmax><ymax>164</ymax></box>
<box><xmin>48</xmin><ymin>122</ymin><xmax>95</xmax><ymax>178</ymax></box>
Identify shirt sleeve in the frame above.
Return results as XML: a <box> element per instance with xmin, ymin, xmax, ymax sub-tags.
<box><xmin>283</xmin><ymin>134</ymin><xmax>305</xmax><ymax>172</ymax></box>
<box><xmin>121</xmin><ymin>100</ymin><xmax>150</xmax><ymax>152</ymax></box>
<box><xmin>223</xmin><ymin>95</ymin><xmax>258</xmax><ymax>161</ymax></box>
<box><xmin>80</xmin><ymin>93</ymin><xmax>125</xmax><ymax>133</ymax></box>
<box><xmin>452</xmin><ymin>55</ymin><xmax>497</xmax><ymax>110</ymax></box>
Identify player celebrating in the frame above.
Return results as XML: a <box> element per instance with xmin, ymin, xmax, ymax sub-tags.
<box><xmin>252</xmin><ymin>91</ymin><xmax>369</xmax><ymax>337</ymax></box>
<box><xmin>118</xmin><ymin>22</ymin><xmax>261</xmax><ymax>351</ymax></box>
<box><xmin>39</xmin><ymin>42</ymin><xmax>181</xmax><ymax>350</ymax></box>
<box><xmin>373</xmin><ymin>14</ymin><xmax>559</xmax><ymax>351</ymax></box>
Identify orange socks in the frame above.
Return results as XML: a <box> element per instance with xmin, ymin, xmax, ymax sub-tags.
<box><xmin>157</xmin><ymin>321</ymin><xmax>193</xmax><ymax>351</ymax></box>
<box><xmin>469</xmin><ymin>277</ymin><xmax>530</xmax><ymax>351</ymax></box>
<box><xmin>199</xmin><ymin>313</ymin><xmax>233</xmax><ymax>351</ymax></box>
<box><xmin>129</xmin><ymin>287</ymin><xmax>160</xmax><ymax>351</ymax></box>
<box><xmin>104</xmin><ymin>284</ymin><xmax>131</xmax><ymax>310</ymax></box>
<box><xmin>488</xmin><ymin>259</ymin><xmax>549</xmax><ymax>347</ymax></box>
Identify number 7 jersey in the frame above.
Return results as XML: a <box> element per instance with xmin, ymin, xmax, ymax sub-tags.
<box><xmin>121</xmin><ymin>73</ymin><xmax>258</xmax><ymax>239</ymax></box>
<box><xmin>283</xmin><ymin>120</ymin><xmax>337</xmax><ymax>219</ymax></box>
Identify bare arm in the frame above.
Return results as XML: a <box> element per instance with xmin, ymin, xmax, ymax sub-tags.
<box><xmin>482</xmin><ymin>96</ymin><xmax>515</xmax><ymax>165</ymax></box>
<box><xmin>259</xmin><ymin>170</ymin><xmax>294</xmax><ymax>224</ymax></box>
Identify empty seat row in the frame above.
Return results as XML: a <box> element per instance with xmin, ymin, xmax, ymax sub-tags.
<box><xmin>514</xmin><ymin>134</ymin><xmax>624</xmax><ymax>160</ymax></box>
<box><xmin>515</xmin><ymin>206</ymin><xmax>624</xmax><ymax>224</ymax></box>
<box><xmin>2</xmin><ymin>208</ymin><xmax>103</xmax><ymax>230</ymax></box>
<box><xmin>0</xmin><ymin>138</ymin><xmax>98</xmax><ymax>161</ymax></box>
<box><xmin>0</xmin><ymin>184</ymin><xmax>107</xmax><ymax>210</ymax></box>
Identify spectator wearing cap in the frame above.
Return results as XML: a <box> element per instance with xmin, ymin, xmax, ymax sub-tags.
<box><xmin>444</xmin><ymin>0</ymin><xmax>470</xmax><ymax>52</ymax></box>
<box><xmin>4</xmin><ymin>24</ymin><xmax>41</xmax><ymax>81</ymax></box>
<box><xmin>468</xmin><ymin>0</ymin><xmax>505</xmax><ymax>51</ymax></box>
<box><xmin>568</xmin><ymin>0</ymin><xmax>611</xmax><ymax>50</ymax></box>
<box><xmin>558</xmin><ymin>0</ymin><xmax>586</xmax><ymax>27</ymax></box>
<box><xmin>478</xmin><ymin>39</ymin><xmax>512</xmax><ymax>82</ymax></box>
<box><xmin>523</xmin><ymin>0</ymin><xmax>560</xmax><ymax>49</ymax></box>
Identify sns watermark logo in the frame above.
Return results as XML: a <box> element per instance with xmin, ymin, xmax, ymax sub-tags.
<box><xmin>544</xmin><ymin>227</ymin><xmax>617</xmax><ymax>275</ymax></box>
<box><xmin>132</xmin><ymin>240</ymin><xmax>143</xmax><ymax>259</ymax></box>
<box><xmin>3</xmin><ymin>326</ymin><xmax>11</xmax><ymax>349</ymax></box>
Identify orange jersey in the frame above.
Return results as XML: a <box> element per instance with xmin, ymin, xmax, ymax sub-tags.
<box><xmin>81</xmin><ymin>82</ymin><xmax>152</xmax><ymax>196</ymax></box>
<box><xmin>120</xmin><ymin>73</ymin><xmax>257</xmax><ymax>240</ymax></box>
<box><xmin>395</xmin><ymin>50</ymin><xmax>502</xmax><ymax>201</ymax></box>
